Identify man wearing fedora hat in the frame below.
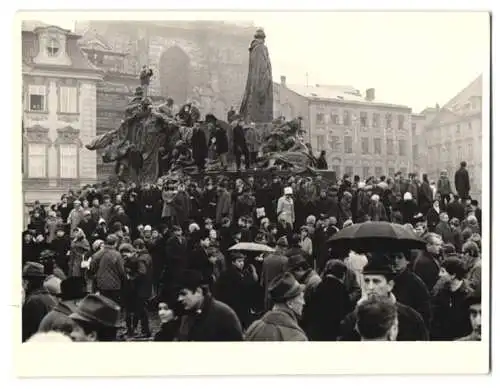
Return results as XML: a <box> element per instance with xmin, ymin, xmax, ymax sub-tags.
<box><xmin>245</xmin><ymin>272</ymin><xmax>308</xmax><ymax>341</ymax></box>
<box><xmin>338</xmin><ymin>254</ymin><xmax>429</xmax><ymax>341</ymax></box>
<box><xmin>261</xmin><ymin>236</ymin><xmax>289</xmax><ymax>311</ymax></box>
<box><xmin>69</xmin><ymin>294</ymin><xmax>121</xmax><ymax>342</ymax></box>
<box><xmin>22</xmin><ymin>262</ymin><xmax>58</xmax><ymax>342</ymax></box>
<box><xmin>38</xmin><ymin>277</ymin><xmax>88</xmax><ymax>336</ymax></box>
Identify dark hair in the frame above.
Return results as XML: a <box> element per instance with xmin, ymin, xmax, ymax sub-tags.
<box><xmin>106</xmin><ymin>234</ymin><xmax>118</xmax><ymax>246</ymax></box>
<box><xmin>289</xmin><ymin>233</ymin><xmax>301</xmax><ymax>247</ymax></box>
<box><xmin>133</xmin><ymin>238</ymin><xmax>145</xmax><ymax>250</ymax></box>
<box><xmin>442</xmin><ymin>258</ymin><xmax>467</xmax><ymax>280</ymax></box>
<box><xmin>356</xmin><ymin>297</ymin><xmax>397</xmax><ymax>340</ymax></box>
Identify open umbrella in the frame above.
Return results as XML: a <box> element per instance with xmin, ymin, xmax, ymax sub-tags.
<box><xmin>328</xmin><ymin>221</ymin><xmax>426</xmax><ymax>254</ymax></box>
<box><xmin>228</xmin><ymin>242</ymin><xmax>275</xmax><ymax>253</ymax></box>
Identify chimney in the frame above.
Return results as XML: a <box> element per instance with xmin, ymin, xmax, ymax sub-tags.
<box><xmin>280</xmin><ymin>75</ymin><xmax>286</xmax><ymax>86</ymax></box>
<box><xmin>365</xmin><ymin>88</ymin><xmax>375</xmax><ymax>102</ymax></box>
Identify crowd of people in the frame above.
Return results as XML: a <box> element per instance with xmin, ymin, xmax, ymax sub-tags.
<box><xmin>22</xmin><ymin>160</ymin><xmax>482</xmax><ymax>343</ymax></box>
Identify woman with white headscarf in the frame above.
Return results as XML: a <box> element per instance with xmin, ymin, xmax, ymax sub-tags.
<box><xmin>400</xmin><ymin>192</ymin><xmax>419</xmax><ymax>225</ymax></box>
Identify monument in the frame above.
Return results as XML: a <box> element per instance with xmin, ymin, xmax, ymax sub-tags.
<box><xmin>239</xmin><ymin>28</ymin><xmax>274</xmax><ymax>124</ymax></box>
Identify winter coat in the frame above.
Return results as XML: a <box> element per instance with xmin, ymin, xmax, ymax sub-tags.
<box><xmin>67</xmin><ymin>238</ymin><xmax>90</xmax><ymax>278</ymax></box>
<box><xmin>277</xmin><ymin>196</ymin><xmax>295</xmax><ymax>226</ymax></box>
<box><xmin>413</xmin><ymin>251</ymin><xmax>441</xmax><ymax>292</ymax></box>
<box><xmin>192</xmin><ymin>128</ymin><xmax>208</xmax><ymax>161</ymax></box>
<box><xmin>261</xmin><ymin>252</ymin><xmax>289</xmax><ymax>311</ymax></box>
<box><xmin>435</xmin><ymin>221</ymin><xmax>455</xmax><ymax>244</ymax></box>
<box><xmin>454</xmin><ymin>167</ymin><xmax>470</xmax><ymax>199</ymax></box>
<box><xmin>38</xmin><ymin>300</ymin><xmax>79</xmax><ymax>335</ymax></box>
<box><xmin>245</xmin><ymin>306</ymin><xmax>308</xmax><ymax>341</ymax></box>
<box><xmin>338</xmin><ymin>297</ymin><xmax>429</xmax><ymax>341</ymax></box>
<box><xmin>216</xmin><ymin>190</ymin><xmax>232</xmax><ymax>225</ymax></box>
<box><xmin>161</xmin><ymin>189</ymin><xmax>177</xmax><ymax>218</ymax></box>
<box><xmin>89</xmin><ymin>246</ymin><xmax>126</xmax><ymax>292</ymax></box>
<box><xmin>367</xmin><ymin>202</ymin><xmax>388</xmax><ymax>221</ymax></box>
<box><xmin>437</xmin><ymin>177</ymin><xmax>452</xmax><ymax>196</ymax></box>
<box><xmin>214</xmin><ymin>265</ymin><xmax>258</xmax><ymax>329</ymax></box>
<box><xmin>430</xmin><ymin>282</ymin><xmax>473</xmax><ymax>340</ymax></box>
<box><xmin>22</xmin><ymin>287</ymin><xmax>58</xmax><ymax>342</ymax></box>
<box><xmin>426</xmin><ymin>207</ymin><xmax>441</xmax><ymax>232</ymax></box>
<box><xmin>154</xmin><ymin>295</ymin><xmax>243</xmax><ymax>341</ymax></box>
<box><xmin>392</xmin><ymin>268</ymin><xmax>432</xmax><ymax>327</ymax></box>
<box><xmin>302</xmin><ymin>275</ymin><xmax>353</xmax><ymax>341</ymax></box>
<box><xmin>215</xmin><ymin>127</ymin><xmax>229</xmax><ymax>154</ymax></box>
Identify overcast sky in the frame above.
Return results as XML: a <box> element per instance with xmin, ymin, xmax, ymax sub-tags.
<box><xmin>35</xmin><ymin>11</ymin><xmax>490</xmax><ymax>112</ymax></box>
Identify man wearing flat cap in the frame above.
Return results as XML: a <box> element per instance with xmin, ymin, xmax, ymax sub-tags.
<box><xmin>245</xmin><ymin>272</ymin><xmax>308</xmax><ymax>341</ymax></box>
<box><xmin>338</xmin><ymin>254</ymin><xmax>429</xmax><ymax>341</ymax></box>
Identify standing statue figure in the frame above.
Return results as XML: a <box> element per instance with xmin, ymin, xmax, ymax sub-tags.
<box><xmin>239</xmin><ymin>28</ymin><xmax>273</xmax><ymax>124</ymax></box>
<box><xmin>139</xmin><ymin>65</ymin><xmax>154</xmax><ymax>96</ymax></box>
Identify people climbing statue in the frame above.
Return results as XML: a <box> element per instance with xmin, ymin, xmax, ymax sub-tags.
<box><xmin>139</xmin><ymin>65</ymin><xmax>154</xmax><ymax>97</ymax></box>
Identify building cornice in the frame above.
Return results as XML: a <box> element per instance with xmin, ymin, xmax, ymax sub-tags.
<box><xmin>23</xmin><ymin>68</ymin><xmax>103</xmax><ymax>81</ymax></box>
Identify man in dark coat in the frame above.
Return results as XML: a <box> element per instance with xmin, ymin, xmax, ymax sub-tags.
<box><xmin>38</xmin><ymin>276</ymin><xmax>88</xmax><ymax>336</ymax></box>
<box><xmin>207</xmin><ymin>114</ymin><xmax>229</xmax><ymax>169</ymax></box>
<box><xmin>303</xmin><ymin>260</ymin><xmax>353</xmax><ymax>341</ymax></box>
<box><xmin>191</xmin><ymin>120</ymin><xmax>208</xmax><ymax>173</ymax></box>
<box><xmin>316</xmin><ymin>150</ymin><xmax>328</xmax><ymax>170</ymax></box>
<box><xmin>22</xmin><ymin>262</ymin><xmax>58</xmax><ymax>342</ymax></box>
<box><xmin>154</xmin><ymin>270</ymin><xmax>243</xmax><ymax>341</ymax></box>
<box><xmin>418</xmin><ymin>174</ymin><xmax>433</xmax><ymax>215</ymax></box>
<box><xmin>162</xmin><ymin>226</ymin><xmax>188</xmax><ymax>295</ymax></box>
<box><xmin>431</xmin><ymin>258</ymin><xmax>473</xmax><ymax>340</ymax></box>
<box><xmin>338</xmin><ymin>255</ymin><xmax>429</xmax><ymax>341</ymax></box>
<box><xmin>232</xmin><ymin>117</ymin><xmax>250</xmax><ymax>171</ymax></box>
<box><xmin>391</xmin><ymin>252</ymin><xmax>432</xmax><ymax>328</ymax></box>
<box><xmin>446</xmin><ymin>193</ymin><xmax>466</xmax><ymax>222</ymax></box>
<box><xmin>454</xmin><ymin>161</ymin><xmax>471</xmax><ymax>201</ymax></box>
<box><xmin>413</xmin><ymin>232</ymin><xmax>443</xmax><ymax>292</ymax></box>
<box><xmin>261</xmin><ymin>237</ymin><xmax>289</xmax><ymax>311</ymax></box>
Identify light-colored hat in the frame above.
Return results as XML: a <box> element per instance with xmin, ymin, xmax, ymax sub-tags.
<box><xmin>83</xmin><ymin>210</ymin><xmax>91</xmax><ymax>216</ymax></box>
<box><xmin>284</xmin><ymin>187</ymin><xmax>293</xmax><ymax>195</ymax></box>
<box><xmin>144</xmin><ymin>225</ymin><xmax>152</xmax><ymax>231</ymax></box>
<box><xmin>43</xmin><ymin>275</ymin><xmax>62</xmax><ymax>296</ymax></box>
<box><xmin>403</xmin><ymin>192</ymin><xmax>413</xmax><ymax>201</ymax></box>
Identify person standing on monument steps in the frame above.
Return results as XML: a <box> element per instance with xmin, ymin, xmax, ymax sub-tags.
<box><xmin>139</xmin><ymin>65</ymin><xmax>153</xmax><ymax>97</ymax></box>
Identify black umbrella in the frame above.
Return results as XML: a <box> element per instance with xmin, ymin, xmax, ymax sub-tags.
<box><xmin>328</xmin><ymin>221</ymin><xmax>426</xmax><ymax>254</ymax></box>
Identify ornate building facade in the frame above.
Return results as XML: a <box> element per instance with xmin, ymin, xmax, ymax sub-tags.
<box><xmin>423</xmin><ymin>75</ymin><xmax>483</xmax><ymax>199</ymax></box>
<box><xmin>22</xmin><ymin>21</ymin><xmax>102</xmax><ymax>224</ymax></box>
<box><xmin>274</xmin><ymin>77</ymin><xmax>414</xmax><ymax>180</ymax></box>
<box><xmin>75</xmin><ymin>21</ymin><xmax>252</xmax><ymax>118</ymax></box>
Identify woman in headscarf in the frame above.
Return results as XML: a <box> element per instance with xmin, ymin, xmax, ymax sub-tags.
<box><xmin>67</xmin><ymin>228</ymin><xmax>91</xmax><ymax>278</ymax></box>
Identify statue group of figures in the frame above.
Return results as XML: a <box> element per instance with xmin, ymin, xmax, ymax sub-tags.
<box><xmin>86</xmin><ymin>28</ymin><xmax>321</xmax><ymax>184</ymax></box>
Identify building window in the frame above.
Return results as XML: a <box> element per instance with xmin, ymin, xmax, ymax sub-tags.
<box><xmin>468</xmin><ymin>122</ymin><xmax>472</xmax><ymax>130</ymax></box>
<box><xmin>344</xmin><ymin>136</ymin><xmax>353</xmax><ymax>154</ymax></box>
<box><xmin>329</xmin><ymin>135</ymin><xmax>341</xmax><ymax>152</ymax></box>
<box><xmin>385</xmin><ymin>113</ymin><xmax>393</xmax><ymax>129</ymax></box>
<box><xmin>374</xmin><ymin>138</ymin><xmax>382</xmax><ymax>155</ymax></box>
<box><xmin>316</xmin><ymin>135</ymin><xmax>326</xmax><ymax>150</ymax></box>
<box><xmin>456</xmin><ymin>123</ymin><xmax>461</xmax><ymax>136</ymax></box>
<box><xmin>388</xmin><ymin>167</ymin><xmax>395</xmax><ymax>178</ymax></box>
<box><xmin>362</xmin><ymin>166</ymin><xmax>370</xmax><ymax>179</ymax></box>
<box><xmin>330</xmin><ymin>113</ymin><xmax>339</xmax><ymax>125</ymax></box>
<box><xmin>387</xmin><ymin>139</ymin><xmax>394</xmax><ymax>155</ymax></box>
<box><xmin>412</xmin><ymin>144</ymin><xmax>418</xmax><ymax>160</ymax></box>
<box><xmin>398</xmin><ymin>139</ymin><xmax>406</xmax><ymax>156</ymax></box>
<box><xmin>411</xmin><ymin>123</ymin><xmax>417</xmax><ymax>137</ymax></box>
<box><xmin>316</xmin><ymin>113</ymin><xmax>325</xmax><ymax>125</ymax></box>
<box><xmin>333</xmin><ymin>165</ymin><xmax>341</xmax><ymax>179</ymax></box>
<box><xmin>457</xmin><ymin>145</ymin><xmax>462</xmax><ymax>161</ymax></box>
<box><xmin>59</xmin><ymin>86</ymin><xmax>79</xmax><ymax>114</ymax></box>
<box><xmin>361</xmin><ymin>137</ymin><xmax>369</xmax><ymax>154</ymax></box>
<box><xmin>398</xmin><ymin>114</ymin><xmax>405</xmax><ymax>130</ymax></box>
<box><xmin>47</xmin><ymin>38</ymin><xmax>60</xmax><ymax>57</ymax></box>
<box><xmin>467</xmin><ymin>142</ymin><xmax>473</xmax><ymax>160</ymax></box>
<box><xmin>28</xmin><ymin>85</ymin><xmax>46</xmax><ymax>111</ymax></box>
<box><xmin>59</xmin><ymin>144</ymin><xmax>78</xmax><ymax>178</ymax></box>
<box><xmin>343</xmin><ymin>110</ymin><xmax>351</xmax><ymax>126</ymax></box>
<box><xmin>360</xmin><ymin>112</ymin><xmax>368</xmax><ymax>127</ymax></box>
<box><xmin>372</xmin><ymin>113</ymin><xmax>380</xmax><ymax>128</ymax></box>
<box><xmin>27</xmin><ymin>144</ymin><xmax>47</xmax><ymax>178</ymax></box>
<box><xmin>345</xmin><ymin>166</ymin><xmax>354</xmax><ymax>177</ymax></box>
<box><xmin>400</xmin><ymin>167</ymin><xmax>408</xmax><ymax>177</ymax></box>
<box><xmin>375</xmin><ymin>166</ymin><xmax>383</xmax><ymax>178</ymax></box>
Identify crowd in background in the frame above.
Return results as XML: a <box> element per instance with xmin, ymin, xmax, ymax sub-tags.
<box><xmin>22</xmin><ymin>160</ymin><xmax>482</xmax><ymax>343</ymax></box>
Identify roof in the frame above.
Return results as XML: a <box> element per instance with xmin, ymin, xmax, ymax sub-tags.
<box><xmin>284</xmin><ymin>83</ymin><xmax>410</xmax><ymax>109</ymax></box>
<box><xmin>443</xmin><ymin>74</ymin><xmax>482</xmax><ymax>110</ymax></box>
<box><xmin>22</xmin><ymin>29</ymin><xmax>101</xmax><ymax>74</ymax></box>
<box><xmin>428</xmin><ymin>74</ymin><xmax>483</xmax><ymax>126</ymax></box>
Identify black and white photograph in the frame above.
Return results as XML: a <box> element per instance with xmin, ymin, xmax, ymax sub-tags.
<box><xmin>14</xmin><ymin>8</ymin><xmax>491</xmax><ymax>376</ymax></box>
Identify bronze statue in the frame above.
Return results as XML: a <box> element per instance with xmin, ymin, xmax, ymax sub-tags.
<box><xmin>239</xmin><ymin>28</ymin><xmax>273</xmax><ymax>124</ymax></box>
